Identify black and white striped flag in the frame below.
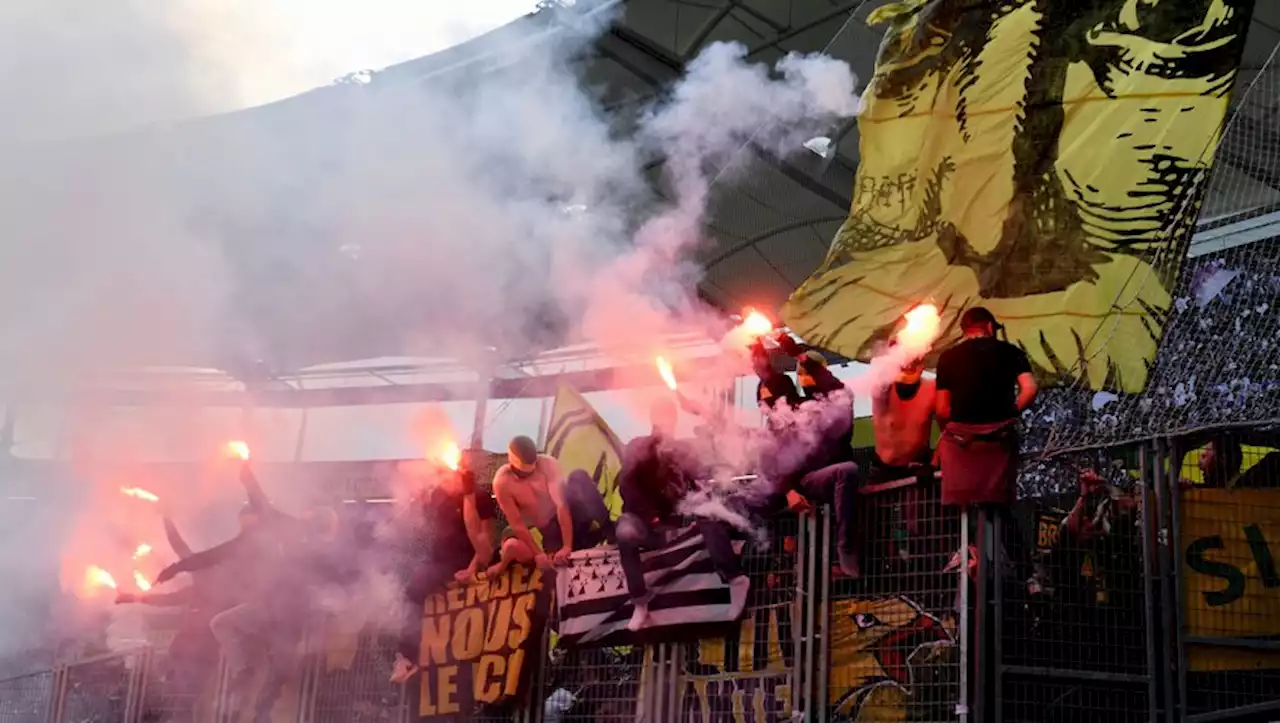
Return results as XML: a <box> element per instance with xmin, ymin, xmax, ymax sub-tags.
<box><xmin>555</xmin><ymin>524</ymin><xmax>746</xmax><ymax>647</ymax></box>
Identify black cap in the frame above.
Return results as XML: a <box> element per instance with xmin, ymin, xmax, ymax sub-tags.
<box><xmin>959</xmin><ymin>306</ymin><xmax>1000</xmax><ymax>332</ymax></box>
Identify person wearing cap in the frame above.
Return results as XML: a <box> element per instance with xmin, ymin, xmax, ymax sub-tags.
<box><xmin>490</xmin><ymin>435</ymin><xmax>614</xmax><ymax>576</ymax></box>
<box><xmin>934</xmin><ymin>306</ymin><xmax>1038</xmax><ymax>507</ymax></box>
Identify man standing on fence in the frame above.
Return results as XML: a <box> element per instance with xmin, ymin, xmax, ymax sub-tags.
<box><xmin>934</xmin><ymin>307</ymin><xmax>1038</xmax><ymax>507</ymax></box>
<box><xmin>616</xmin><ymin>397</ymin><xmax>748</xmax><ymax>631</ymax></box>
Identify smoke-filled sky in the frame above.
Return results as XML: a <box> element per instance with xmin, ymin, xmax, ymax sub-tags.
<box><xmin>0</xmin><ymin>0</ymin><xmax>538</xmax><ymax>142</ymax></box>
<box><xmin>0</xmin><ymin>0</ymin><xmax>877</xmax><ymax>658</ymax></box>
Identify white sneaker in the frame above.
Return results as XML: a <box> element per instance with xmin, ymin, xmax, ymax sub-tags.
<box><xmin>627</xmin><ymin>595</ymin><xmax>653</xmax><ymax>632</ymax></box>
<box><xmin>389</xmin><ymin>654</ymin><xmax>418</xmax><ymax>684</ymax></box>
<box><xmin>727</xmin><ymin>576</ymin><xmax>750</xmax><ymax>619</ymax></box>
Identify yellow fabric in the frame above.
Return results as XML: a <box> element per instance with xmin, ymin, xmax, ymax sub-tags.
<box><xmin>782</xmin><ymin>0</ymin><xmax>1253</xmax><ymax>392</ymax></box>
<box><xmin>1180</xmin><ymin>488</ymin><xmax>1280</xmax><ymax>671</ymax></box>
<box><xmin>544</xmin><ymin>384</ymin><xmax>625</xmax><ymax>520</ymax></box>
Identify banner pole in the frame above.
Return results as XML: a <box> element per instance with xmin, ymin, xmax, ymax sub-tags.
<box><xmin>470</xmin><ymin>358</ymin><xmax>493</xmax><ymax>451</ymax></box>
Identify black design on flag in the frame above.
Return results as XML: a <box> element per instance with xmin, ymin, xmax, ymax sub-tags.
<box><xmin>556</xmin><ymin>524</ymin><xmax>747</xmax><ymax>647</ymax></box>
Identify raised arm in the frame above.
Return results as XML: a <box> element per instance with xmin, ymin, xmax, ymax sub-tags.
<box><xmin>164</xmin><ymin>518</ymin><xmax>193</xmax><ymax>559</ymax></box>
<box><xmin>154</xmin><ymin>536</ymin><xmax>245</xmax><ymax>584</ymax></box>
<box><xmin>240</xmin><ymin>463</ymin><xmax>271</xmax><ymax>511</ymax></box>
<box><xmin>458</xmin><ymin>471</ymin><xmax>493</xmax><ymax>582</ymax></box>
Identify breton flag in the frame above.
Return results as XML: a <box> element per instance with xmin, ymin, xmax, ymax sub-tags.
<box><xmin>556</xmin><ymin>524</ymin><xmax>746</xmax><ymax>647</ymax></box>
<box><xmin>545</xmin><ymin>384</ymin><xmax>625</xmax><ymax>519</ymax></box>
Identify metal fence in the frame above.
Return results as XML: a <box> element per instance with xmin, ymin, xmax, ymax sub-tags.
<box><xmin>7</xmin><ymin>436</ymin><xmax>1280</xmax><ymax>722</ymax></box>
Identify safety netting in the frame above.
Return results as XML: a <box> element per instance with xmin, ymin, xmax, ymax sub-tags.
<box><xmin>1034</xmin><ymin>43</ymin><xmax>1280</xmax><ymax>456</ymax></box>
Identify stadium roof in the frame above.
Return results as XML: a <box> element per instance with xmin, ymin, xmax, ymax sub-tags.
<box><xmin>55</xmin><ymin>0</ymin><xmax>1280</xmax><ymax>383</ymax></box>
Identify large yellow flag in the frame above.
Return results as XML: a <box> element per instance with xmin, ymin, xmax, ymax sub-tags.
<box><xmin>545</xmin><ymin>384</ymin><xmax>625</xmax><ymax>519</ymax></box>
<box><xmin>782</xmin><ymin>0</ymin><xmax>1256</xmax><ymax>392</ymax></box>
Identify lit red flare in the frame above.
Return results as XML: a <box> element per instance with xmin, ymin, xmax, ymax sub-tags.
<box><xmin>85</xmin><ymin>566</ymin><xmax>117</xmax><ymax>591</ymax></box>
<box><xmin>133</xmin><ymin>544</ymin><xmax>152</xmax><ymax>560</ymax></box>
<box><xmin>133</xmin><ymin>571</ymin><xmax>152</xmax><ymax>592</ymax></box>
<box><xmin>896</xmin><ymin>303</ymin><xmax>941</xmax><ymax>350</ymax></box>
<box><xmin>437</xmin><ymin>440</ymin><xmax>462</xmax><ymax>472</ymax></box>
<box><xmin>120</xmin><ymin>487</ymin><xmax>159</xmax><ymax>503</ymax></box>
<box><xmin>740</xmin><ymin>309</ymin><xmax>773</xmax><ymax>337</ymax></box>
<box><xmin>225</xmin><ymin>440</ymin><xmax>251</xmax><ymax>461</ymax></box>
<box><xmin>655</xmin><ymin>356</ymin><xmax>678</xmax><ymax>391</ymax></box>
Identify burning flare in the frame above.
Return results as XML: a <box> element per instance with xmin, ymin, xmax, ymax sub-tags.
<box><xmin>133</xmin><ymin>571</ymin><xmax>152</xmax><ymax>592</ymax></box>
<box><xmin>655</xmin><ymin>356</ymin><xmax>678</xmax><ymax>391</ymax></box>
<box><xmin>740</xmin><ymin>309</ymin><xmax>773</xmax><ymax>337</ymax></box>
<box><xmin>85</xmin><ymin>566</ymin><xmax>117</xmax><ymax>591</ymax></box>
<box><xmin>896</xmin><ymin>303</ymin><xmax>941</xmax><ymax>351</ymax></box>
<box><xmin>226</xmin><ymin>440</ymin><xmax>251</xmax><ymax>461</ymax></box>
<box><xmin>120</xmin><ymin>487</ymin><xmax>159</xmax><ymax>503</ymax></box>
<box><xmin>437</xmin><ymin>440</ymin><xmax>462</xmax><ymax>471</ymax></box>
<box><xmin>133</xmin><ymin>544</ymin><xmax>152</xmax><ymax>560</ymax></box>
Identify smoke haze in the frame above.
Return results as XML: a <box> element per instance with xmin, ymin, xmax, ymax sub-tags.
<box><xmin>0</xmin><ymin>0</ymin><xmax>863</xmax><ymax>660</ymax></box>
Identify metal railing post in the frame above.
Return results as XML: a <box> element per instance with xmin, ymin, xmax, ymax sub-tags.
<box><xmin>958</xmin><ymin>508</ymin><xmax>970</xmax><ymax>723</ymax></box>
<box><xmin>1139</xmin><ymin>443</ymin><xmax>1161</xmax><ymax>723</ymax></box>
<box><xmin>816</xmin><ymin>506</ymin><xmax>831</xmax><ymax>723</ymax></box>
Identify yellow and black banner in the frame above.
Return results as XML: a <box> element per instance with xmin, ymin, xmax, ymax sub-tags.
<box><xmin>782</xmin><ymin>0</ymin><xmax>1256</xmax><ymax>392</ymax></box>
<box><xmin>1181</xmin><ymin>488</ymin><xmax>1280</xmax><ymax>672</ymax></box>
<box><xmin>415</xmin><ymin>564</ymin><xmax>552</xmax><ymax>720</ymax></box>
<box><xmin>545</xmin><ymin>383</ymin><xmax>624</xmax><ymax>519</ymax></box>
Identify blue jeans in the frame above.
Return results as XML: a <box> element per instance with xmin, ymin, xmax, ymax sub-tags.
<box><xmin>791</xmin><ymin>461</ymin><xmax>859</xmax><ymax>556</ymax></box>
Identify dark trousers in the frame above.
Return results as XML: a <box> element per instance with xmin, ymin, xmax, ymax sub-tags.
<box><xmin>792</xmin><ymin>461</ymin><xmax>859</xmax><ymax>556</ymax></box>
<box><xmin>538</xmin><ymin>469</ymin><xmax>616</xmax><ymax>552</ymax></box>
<box><xmin>397</xmin><ymin>563</ymin><xmax>456</xmax><ymax>661</ymax></box>
<box><xmin>616</xmin><ymin>513</ymin><xmax>742</xmax><ymax>599</ymax></box>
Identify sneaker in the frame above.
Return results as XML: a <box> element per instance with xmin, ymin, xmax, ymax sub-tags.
<box><xmin>389</xmin><ymin>654</ymin><xmax>419</xmax><ymax>684</ymax></box>
<box><xmin>837</xmin><ymin>548</ymin><xmax>861</xmax><ymax>579</ymax></box>
<box><xmin>627</xmin><ymin>593</ymin><xmax>654</xmax><ymax>632</ymax></box>
<box><xmin>727</xmin><ymin>576</ymin><xmax>751</xmax><ymax>619</ymax></box>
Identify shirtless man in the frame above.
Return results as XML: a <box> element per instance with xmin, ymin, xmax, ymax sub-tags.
<box><xmin>871</xmin><ymin>356</ymin><xmax>937</xmax><ymax>480</ymax></box>
<box><xmin>490</xmin><ymin>435</ymin><xmax>613</xmax><ymax>576</ymax></box>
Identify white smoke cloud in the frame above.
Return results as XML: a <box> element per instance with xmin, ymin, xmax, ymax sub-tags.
<box><xmin>0</xmin><ymin>0</ymin><xmax>864</xmax><ymax>662</ymax></box>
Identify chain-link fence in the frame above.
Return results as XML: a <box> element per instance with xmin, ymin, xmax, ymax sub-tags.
<box><xmin>0</xmin><ymin>669</ymin><xmax>55</xmax><ymax>723</ymax></box>
<box><xmin>15</xmin><ymin>435</ymin><xmax>1280</xmax><ymax>723</ymax></box>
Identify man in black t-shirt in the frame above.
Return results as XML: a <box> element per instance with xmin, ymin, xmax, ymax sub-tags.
<box><xmin>935</xmin><ymin>307</ymin><xmax>1038</xmax><ymax>506</ymax></box>
<box><xmin>390</xmin><ymin>458</ymin><xmax>496</xmax><ymax>683</ymax></box>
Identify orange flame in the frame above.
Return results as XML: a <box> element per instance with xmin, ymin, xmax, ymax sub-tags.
<box><xmin>133</xmin><ymin>571</ymin><xmax>152</xmax><ymax>592</ymax></box>
<box><xmin>896</xmin><ymin>304</ymin><xmax>941</xmax><ymax>350</ymax></box>
<box><xmin>226</xmin><ymin>440</ymin><xmax>251</xmax><ymax>461</ymax></box>
<box><xmin>437</xmin><ymin>440</ymin><xmax>462</xmax><ymax>471</ymax></box>
<box><xmin>133</xmin><ymin>544</ymin><xmax>152</xmax><ymax>560</ymax></box>
<box><xmin>740</xmin><ymin>309</ymin><xmax>773</xmax><ymax>337</ymax></box>
<box><xmin>120</xmin><ymin>487</ymin><xmax>159</xmax><ymax>503</ymax></box>
<box><xmin>655</xmin><ymin>356</ymin><xmax>678</xmax><ymax>391</ymax></box>
<box><xmin>85</xmin><ymin>566</ymin><xmax>117</xmax><ymax>591</ymax></box>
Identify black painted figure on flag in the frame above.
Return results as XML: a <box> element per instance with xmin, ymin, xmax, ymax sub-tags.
<box><xmin>783</xmin><ymin>0</ymin><xmax>1258</xmax><ymax>393</ymax></box>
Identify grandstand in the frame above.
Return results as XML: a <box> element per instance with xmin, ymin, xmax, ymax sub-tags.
<box><xmin>4</xmin><ymin>1</ymin><xmax>1280</xmax><ymax>723</ymax></box>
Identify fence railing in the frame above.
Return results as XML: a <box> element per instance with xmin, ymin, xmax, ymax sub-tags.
<box><xmin>7</xmin><ymin>437</ymin><xmax>1280</xmax><ymax>722</ymax></box>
